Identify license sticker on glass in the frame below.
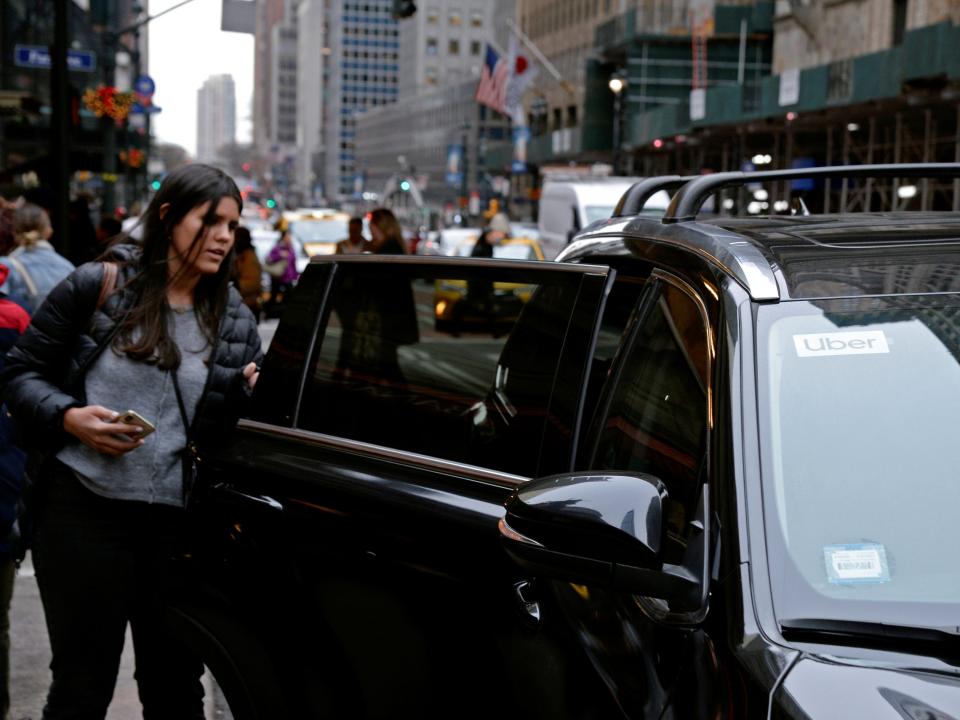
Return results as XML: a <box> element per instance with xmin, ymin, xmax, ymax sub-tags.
<box><xmin>823</xmin><ymin>543</ymin><xmax>890</xmax><ymax>584</ymax></box>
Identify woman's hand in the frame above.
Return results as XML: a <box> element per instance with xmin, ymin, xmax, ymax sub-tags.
<box><xmin>63</xmin><ymin>405</ymin><xmax>145</xmax><ymax>457</ymax></box>
<box><xmin>242</xmin><ymin>362</ymin><xmax>260</xmax><ymax>390</ymax></box>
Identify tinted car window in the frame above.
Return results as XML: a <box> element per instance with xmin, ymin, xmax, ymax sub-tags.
<box><xmin>297</xmin><ymin>263</ymin><xmax>587</xmax><ymax>476</ymax></box>
<box><xmin>591</xmin><ymin>281</ymin><xmax>710</xmax><ymax>557</ymax></box>
<box><xmin>581</xmin><ymin>274</ymin><xmax>648</xmax><ymax>434</ymax></box>
<box><xmin>248</xmin><ymin>263</ymin><xmax>333</xmax><ymax>426</ymax></box>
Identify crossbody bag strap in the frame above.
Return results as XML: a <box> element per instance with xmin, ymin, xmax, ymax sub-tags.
<box><xmin>6</xmin><ymin>256</ymin><xmax>38</xmax><ymax>299</ymax></box>
<box><xmin>169</xmin><ymin>368</ymin><xmax>192</xmax><ymax>444</ymax></box>
<box><xmin>169</xmin><ymin>368</ymin><xmax>199</xmax><ymax>506</ymax></box>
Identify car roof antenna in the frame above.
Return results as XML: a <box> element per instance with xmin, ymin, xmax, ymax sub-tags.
<box><xmin>790</xmin><ymin>196</ymin><xmax>811</xmax><ymax>216</ymax></box>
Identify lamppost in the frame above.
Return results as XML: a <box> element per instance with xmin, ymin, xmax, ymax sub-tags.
<box><xmin>460</xmin><ymin>120</ymin><xmax>470</xmax><ymax>225</ymax></box>
<box><xmin>608</xmin><ymin>74</ymin><xmax>626</xmax><ymax>175</ymax></box>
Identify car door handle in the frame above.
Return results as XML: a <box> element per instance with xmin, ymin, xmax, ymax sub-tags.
<box><xmin>213</xmin><ymin>484</ymin><xmax>284</xmax><ymax>512</ymax></box>
<box><xmin>513</xmin><ymin>580</ymin><xmax>541</xmax><ymax>626</ymax></box>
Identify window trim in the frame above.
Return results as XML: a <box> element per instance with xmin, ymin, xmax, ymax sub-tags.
<box><xmin>237</xmin><ymin>418</ymin><xmax>529</xmax><ymax>488</ymax></box>
<box><xmin>584</xmin><ymin>268</ymin><xmax>715</xmax><ymax>467</ymax></box>
<box><xmin>288</xmin><ymin>255</ymin><xmax>613</xmax><ymax>477</ymax></box>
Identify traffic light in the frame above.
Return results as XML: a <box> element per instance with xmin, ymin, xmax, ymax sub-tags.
<box><xmin>399</xmin><ymin>179</ymin><xmax>411</xmax><ymax>192</ymax></box>
<box><xmin>391</xmin><ymin>0</ymin><xmax>416</xmax><ymax>19</ymax></box>
<box><xmin>265</xmin><ymin>198</ymin><xmax>277</xmax><ymax>209</ymax></box>
<box><xmin>150</xmin><ymin>178</ymin><xmax>162</xmax><ymax>191</ymax></box>
<box><xmin>242</xmin><ymin>162</ymin><xmax>251</xmax><ymax>173</ymax></box>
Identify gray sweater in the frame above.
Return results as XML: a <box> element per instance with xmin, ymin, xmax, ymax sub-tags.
<box><xmin>57</xmin><ymin>308</ymin><xmax>210</xmax><ymax>507</ymax></box>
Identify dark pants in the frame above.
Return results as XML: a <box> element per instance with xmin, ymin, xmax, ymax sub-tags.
<box><xmin>0</xmin><ymin>553</ymin><xmax>14</xmax><ymax>719</ymax></box>
<box><xmin>32</xmin><ymin>464</ymin><xmax>204</xmax><ymax>720</ymax></box>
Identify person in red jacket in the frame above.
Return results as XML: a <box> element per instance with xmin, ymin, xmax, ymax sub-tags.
<box><xmin>0</xmin><ymin>263</ymin><xmax>30</xmax><ymax>720</ymax></box>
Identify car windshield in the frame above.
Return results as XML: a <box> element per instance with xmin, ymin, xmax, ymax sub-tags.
<box><xmin>757</xmin><ymin>295</ymin><xmax>960</xmax><ymax>629</ymax></box>
<box><xmin>584</xmin><ymin>205</ymin><xmax>615</xmax><ymax>224</ymax></box>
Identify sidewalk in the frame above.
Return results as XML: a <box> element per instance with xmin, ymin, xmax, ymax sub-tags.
<box><xmin>9</xmin><ymin>554</ymin><xmax>230</xmax><ymax>719</ymax></box>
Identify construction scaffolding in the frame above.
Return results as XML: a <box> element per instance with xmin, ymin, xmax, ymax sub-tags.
<box><xmin>630</xmin><ymin>95</ymin><xmax>960</xmax><ymax>213</ymax></box>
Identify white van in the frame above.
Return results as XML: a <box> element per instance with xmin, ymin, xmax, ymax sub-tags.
<box><xmin>537</xmin><ymin>178</ymin><xmax>670</xmax><ymax>259</ymax></box>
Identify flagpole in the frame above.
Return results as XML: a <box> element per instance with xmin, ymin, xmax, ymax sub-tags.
<box><xmin>504</xmin><ymin>18</ymin><xmax>576</xmax><ymax>98</ymax></box>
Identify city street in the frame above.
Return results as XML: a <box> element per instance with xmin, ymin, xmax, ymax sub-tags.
<box><xmin>5</xmin><ymin>319</ymin><xmax>280</xmax><ymax>720</ymax></box>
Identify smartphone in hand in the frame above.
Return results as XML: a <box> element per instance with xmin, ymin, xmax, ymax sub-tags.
<box><xmin>114</xmin><ymin>409</ymin><xmax>156</xmax><ymax>438</ymax></box>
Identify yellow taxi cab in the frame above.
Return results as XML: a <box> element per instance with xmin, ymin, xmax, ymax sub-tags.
<box><xmin>284</xmin><ymin>209</ymin><xmax>365</xmax><ymax>257</ymax></box>
<box><xmin>433</xmin><ymin>236</ymin><xmax>545</xmax><ymax>334</ymax></box>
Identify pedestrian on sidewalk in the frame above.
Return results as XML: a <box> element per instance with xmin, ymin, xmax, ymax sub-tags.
<box><xmin>233</xmin><ymin>225</ymin><xmax>263</xmax><ymax>322</ymax></box>
<box><xmin>0</xmin><ymin>163</ymin><xmax>263</xmax><ymax>720</ymax></box>
<box><xmin>0</xmin><ymin>203</ymin><xmax>75</xmax><ymax>315</ymax></box>
<box><xmin>263</xmin><ymin>225</ymin><xmax>299</xmax><ymax>318</ymax></box>
<box><xmin>335</xmin><ymin>216</ymin><xmax>369</xmax><ymax>254</ymax></box>
<box><xmin>0</xmin><ymin>263</ymin><xmax>30</xmax><ymax>720</ymax></box>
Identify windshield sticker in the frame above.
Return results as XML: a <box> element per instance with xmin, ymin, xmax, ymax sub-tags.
<box><xmin>794</xmin><ymin>331</ymin><xmax>890</xmax><ymax>358</ymax></box>
<box><xmin>823</xmin><ymin>543</ymin><xmax>890</xmax><ymax>584</ymax></box>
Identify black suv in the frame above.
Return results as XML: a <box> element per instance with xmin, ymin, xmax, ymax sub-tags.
<box><xmin>173</xmin><ymin>165</ymin><xmax>960</xmax><ymax>719</ymax></box>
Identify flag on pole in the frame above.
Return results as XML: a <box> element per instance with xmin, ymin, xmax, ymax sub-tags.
<box><xmin>475</xmin><ymin>45</ymin><xmax>509</xmax><ymax>114</ymax></box>
<box><xmin>504</xmin><ymin>36</ymin><xmax>538</xmax><ymax>125</ymax></box>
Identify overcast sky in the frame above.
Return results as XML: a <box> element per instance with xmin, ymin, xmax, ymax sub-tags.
<box><xmin>147</xmin><ymin>0</ymin><xmax>254</xmax><ymax>156</ymax></box>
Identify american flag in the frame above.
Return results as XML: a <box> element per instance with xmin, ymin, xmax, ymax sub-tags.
<box><xmin>474</xmin><ymin>45</ymin><xmax>509</xmax><ymax>114</ymax></box>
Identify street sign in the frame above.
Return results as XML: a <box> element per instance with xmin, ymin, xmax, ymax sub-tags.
<box><xmin>134</xmin><ymin>75</ymin><xmax>155</xmax><ymax>98</ymax></box>
<box><xmin>131</xmin><ymin>103</ymin><xmax>162</xmax><ymax>114</ymax></box>
<box><xmin>14</xmin><ymin>45</ymin><xmax>96</xmax><ymax>73</ymax></box>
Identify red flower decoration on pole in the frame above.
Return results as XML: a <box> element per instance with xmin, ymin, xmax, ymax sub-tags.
<box><xmin>83</xmin><ymin>85</ymin><xmax>137</xmax><ymax>121</ymax></box>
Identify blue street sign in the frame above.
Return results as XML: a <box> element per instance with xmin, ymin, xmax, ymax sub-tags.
<box><xmin>14</xmin><ymin>45</ymin><xmax>96</xmax><ymax>73</ymax></box>
<box><xmin>134</xmin><ymin>75</ymin><xmax>155</xmax><ymax>97</ymax></box>
<box><xmin>132</xmin><ymin>104</ymin><xmax>163</xmax><ymax>115</ymax></box>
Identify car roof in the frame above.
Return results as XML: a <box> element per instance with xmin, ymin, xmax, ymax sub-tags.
<box><xmin>557</xmin><ymin>164</ymin><xmax>960</xmax><ymax>301</ymax></box>
<box><xmin>565</xmin><ymin>211</ymin><xmax>960</xmax><ymax>302</ymax></box>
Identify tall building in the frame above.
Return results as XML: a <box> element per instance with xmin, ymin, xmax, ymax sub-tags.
<box><xmin>253</xmin><ymin>0</ymin><xmax>289</xmax><ymax>153</ymax></box>
<box><xmin>269</xmin><ymin>19</ymin><xmax>298</xmax><ymax>191</ymax></box>
<box><xmin>322</xmin><ymin>0</ymin><xmax>401</xmax><ymax>201</ymax></box>
<box><xmin>296</xmin><ymin>0</ymin><xmax>325</xmax><ymax>203</ymax></box>
<box><xmin>398</xmin><ymin>1</ymin><xmax>495</xmax><ymax>100</ymax></box>
<box><xmin>517</xmin><ymin>0</ymin><xmax>629</xmax><ymax>143</ymax></box>
<box><xmin>196</xmin><ymin>74</ymin><xmax>237</xmax><ymax>164</ymax></box>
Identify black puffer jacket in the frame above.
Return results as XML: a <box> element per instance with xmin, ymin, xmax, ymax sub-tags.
<box><xmin>0</xmin><ymin>244</ymin><xmax>263</xmax><ymax>452</ymax></box>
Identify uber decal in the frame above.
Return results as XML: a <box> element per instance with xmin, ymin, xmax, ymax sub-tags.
<box><xmin>793</xmin><ymin>331</ymin><xmax>889</xmax><ymax>358</ymax></box>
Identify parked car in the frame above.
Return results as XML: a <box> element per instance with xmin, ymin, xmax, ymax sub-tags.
<box><xmin>170</xmin><ymin>164</ymin><xmax>960</xmax><ymax>719</ymax></box>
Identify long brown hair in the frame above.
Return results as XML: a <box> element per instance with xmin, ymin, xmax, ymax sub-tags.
<box><xmin>369</xmin><ymin>208</ymin><xmax>407</xmax><ymax>254</ymax></box>
<box><xmin>112</xmin><ymin>163</ymin><xmax>242</xmax><ymax>369</ymax></box>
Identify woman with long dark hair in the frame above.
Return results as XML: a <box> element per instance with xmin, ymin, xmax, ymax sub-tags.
<box><xmin>0</xmin><ymin>163</ymin><xmax>263</xmax><ymax>719</ymax></box>
<box><xmin>368</xmin><ymin>207</ymin><xmax>408</xmax><ymax>254</ymax></box>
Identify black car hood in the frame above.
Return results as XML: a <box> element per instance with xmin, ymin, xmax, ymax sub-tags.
<box><xmin>775</xmin><ymin>656</ymin><xmax>960</xmax><ymax>719</ymax></box>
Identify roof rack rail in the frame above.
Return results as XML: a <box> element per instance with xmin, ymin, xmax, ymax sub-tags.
<box><xmin>662</xmin><ymin>163</ymin><xmax>960</xmax><ymax>224</ymax></box>
<box><xmin>613</xmin><ymin>176</ymin><xmax>696</xmax><ymax>217</ymax></box>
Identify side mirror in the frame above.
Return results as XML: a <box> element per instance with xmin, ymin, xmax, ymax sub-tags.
<box><xmin>500</xmin><ymin>472</ymin><xmax>707</xmax><ymax>609</ymax></box>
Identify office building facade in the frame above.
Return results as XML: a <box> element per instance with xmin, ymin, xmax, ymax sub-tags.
<box><xmin>197</xmin><ymin>74</ymin><xmax>237</xmax><ymax>165</ymax></box>
<box><xmin>321</xmin><ymin>0</ymin><xmax>400</xmax><ymax>201</ymax></box>
<box><xmin>398</xmin><ymin>1</ymin><xmax>495</xmax><ymax>100</ymax></box>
